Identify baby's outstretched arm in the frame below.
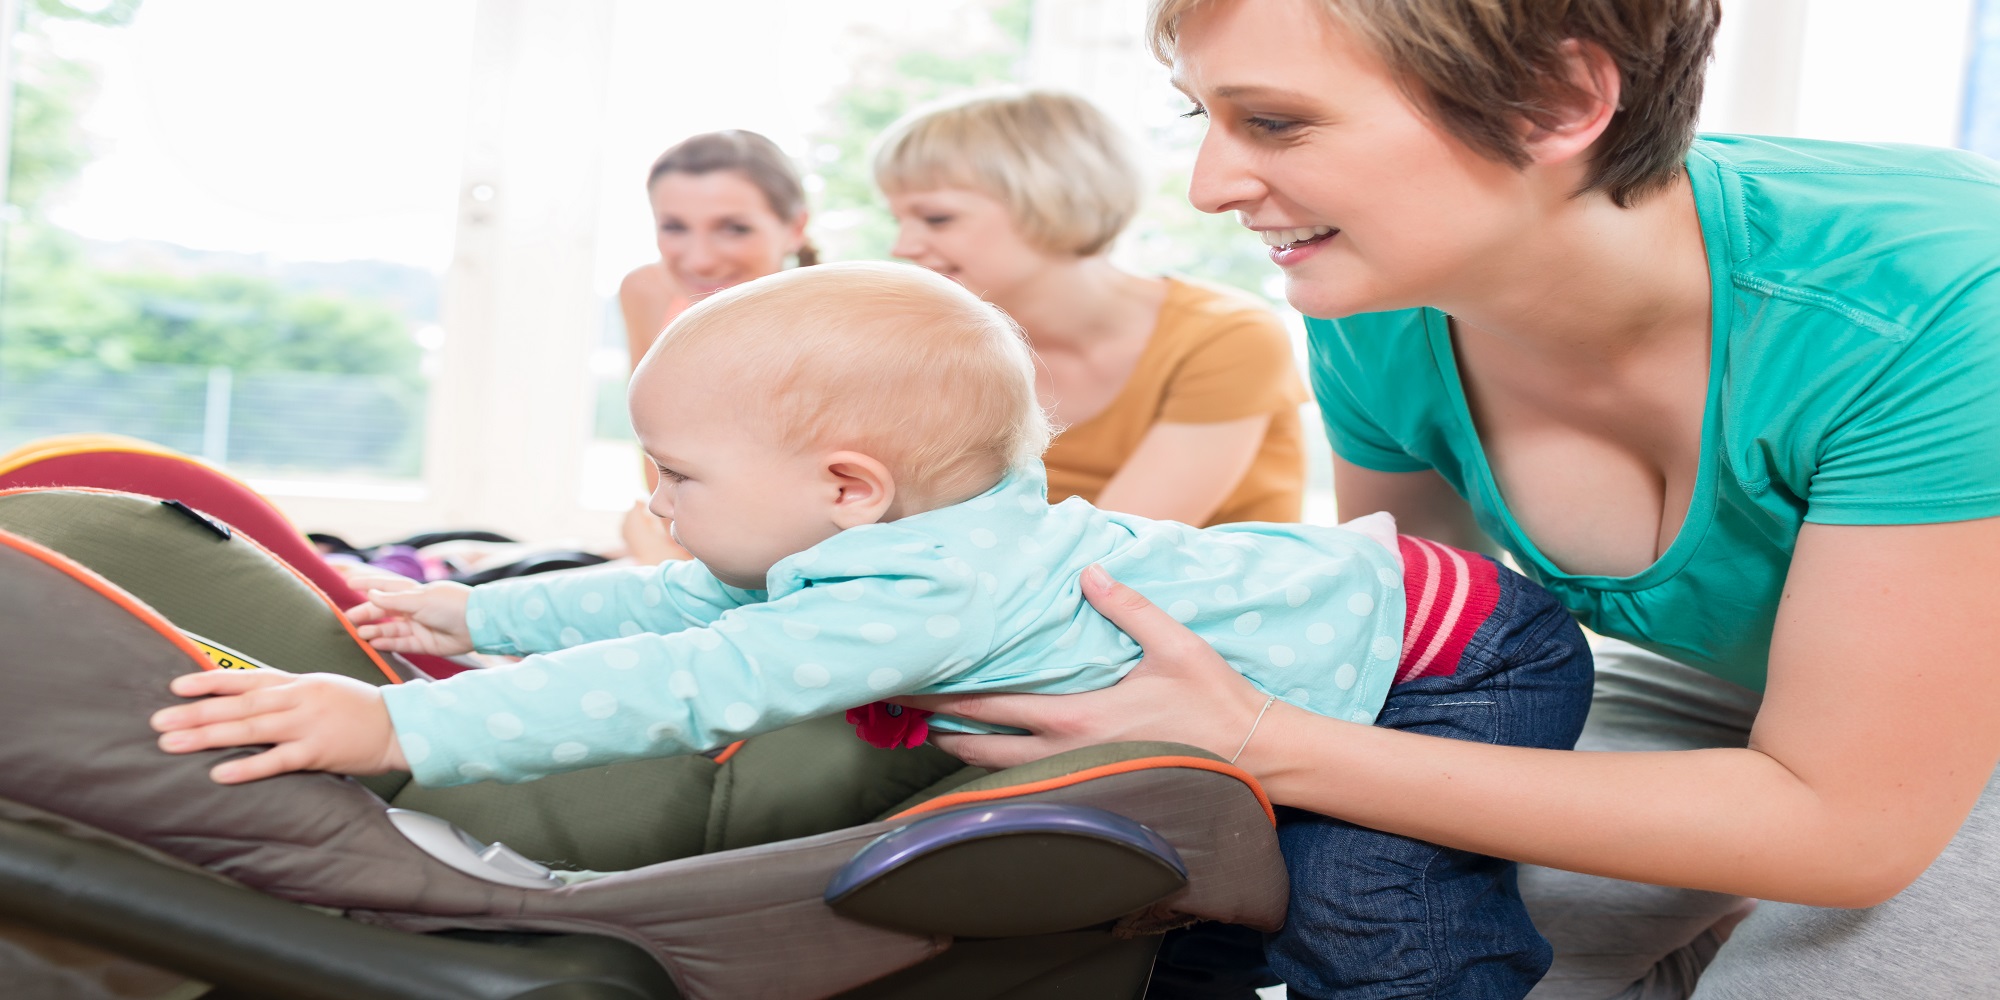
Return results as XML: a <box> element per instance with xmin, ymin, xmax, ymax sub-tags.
<box><xmin>346</xmin><ymin>582</ymin><xmax>474</xmax><ymax>656</ymax></box>
<box><xmin>150</xmin><ymin>670</ymin><xmax>409</xmax><ymax>784</ymax></box>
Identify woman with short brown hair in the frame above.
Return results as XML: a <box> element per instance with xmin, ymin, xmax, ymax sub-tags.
<box><xmin>907</xmin><ymin>2</ymin><xmax>2000</xmax><ymax>997</ymax></box>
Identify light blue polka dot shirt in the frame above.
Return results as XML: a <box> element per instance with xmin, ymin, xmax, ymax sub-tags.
<box><xmin>380</xmin><ymin>462</ymin><xmax>1406</xmax><ymax>787</ymax></box>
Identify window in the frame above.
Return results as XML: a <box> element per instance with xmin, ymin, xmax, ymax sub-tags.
<box><xmin>1964</xmin><ymin>0</ymin><xmax>2000</xmax><ymax>156</ymax></box>
<box><xmin>0</xmin><ymin>0</ymin><xmax>474</xmax><ymax>493</ymax></box>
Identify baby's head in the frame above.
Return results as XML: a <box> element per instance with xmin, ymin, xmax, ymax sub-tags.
<box><xmin>629</xmin><ymin>261</ymin><xmax>1050</xmax><ymax>588</ymax></box>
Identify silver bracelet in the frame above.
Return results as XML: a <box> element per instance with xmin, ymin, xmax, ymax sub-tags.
<box><xmin>1230</xmin><ymin>693</ymin><xmax>1280</xmax><ymax>765</ymax></box>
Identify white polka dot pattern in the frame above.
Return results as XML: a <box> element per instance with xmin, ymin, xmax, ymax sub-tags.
<box><xmin>387</xmin><ymin>464</ymin><xmax>1416</xmax><ymax>788</ymax></box>
<box><xmin>485</xmin><ymin>713</ymin><xmax>524</xmax><ymax>740</ymax></box>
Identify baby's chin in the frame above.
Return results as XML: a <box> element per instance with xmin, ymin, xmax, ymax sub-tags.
<box><xmin>704</xmin><ymin>561</ymin><xmax>773</xmax><ymax>591</ymax></box>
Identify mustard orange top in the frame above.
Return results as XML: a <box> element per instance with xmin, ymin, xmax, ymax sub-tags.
<box><xmin>1044</xmin><ymin>277</ymin><xmax>1308</xmax><ymax>526</ymax></box>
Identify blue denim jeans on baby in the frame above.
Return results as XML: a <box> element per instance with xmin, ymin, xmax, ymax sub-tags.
<box><xmin>1149</xmin><ymin>556</ymin><xmax>1594</xmax><ymax>1000</ymax></box>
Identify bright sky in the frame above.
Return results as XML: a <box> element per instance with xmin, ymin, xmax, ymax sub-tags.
<box><xmin>48</xmin><ymin>0</ymin><xmax>971</xmax><ymax>284</ymax></box>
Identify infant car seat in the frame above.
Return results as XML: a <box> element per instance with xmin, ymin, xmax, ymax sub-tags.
<box><xmin>0</xmin><ymin>434</ymin><xmax>470</xmax><ymax>678</ymax></box>
<box><xmin>0</xmin><ymin>487</ymin><xmax>1287</xmax><ymax>999</ymax></box>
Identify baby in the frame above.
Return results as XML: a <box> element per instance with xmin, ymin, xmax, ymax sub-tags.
<box><xmin>153</xmin><ymin>261</ymin><xmax>1591</xmax><ymax>997</ymax></box>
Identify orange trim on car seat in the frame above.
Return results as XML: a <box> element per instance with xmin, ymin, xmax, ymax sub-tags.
<box><xmin>0</xmin><ymin>486</ymin><xmax>403</xmax><ymax>685</ymax></box>
<box><xmin>887</xmin><ymin>755</ymin><xmax>1277</xmax><ymax>826</ymax></box>
<box><xmin>0</xmin><ymin>528</ymin><xmax>213</xmax><ymax>673</ymax></box>
<box><xmin>710</xmin><ymin>741</ymin><xmax>746</xmax><ymax>764</ymax></box>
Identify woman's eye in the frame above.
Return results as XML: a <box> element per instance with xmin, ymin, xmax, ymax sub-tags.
<box><xmin>724</xmin><ymin>223</ymin><xmax>752</xmax><ymax>235</ymax></box>
<box><xmin>1179</xmin><ymin>103</ymin><xmax>1207</xmax><ymax>120</ymax></box>
<box><xmin>656</xmin><ymin>467</ymin><xmax>688</xmax><ymax>484</ymax></box>
<box><xmin>659</xmin><ymin>221</ymin><xmax>685</xmax><ymax>233</ymax></box>
<box><xmin>1245</xmin><ymin>116</ymin><xmax>1303</xmax><ymax>136</ymax></box>
<box><xmin>923</xmin><ymin>215</ymin><xmax>952</xmax><ymax>227</ymax></box>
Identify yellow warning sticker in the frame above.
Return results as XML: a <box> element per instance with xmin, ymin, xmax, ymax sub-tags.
<box><xmin>179</xmin><ymin>631</ymin><xmax>274</xmax><ymax>671</ymax></box>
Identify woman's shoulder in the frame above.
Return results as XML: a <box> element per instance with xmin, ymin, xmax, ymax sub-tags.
<box><xmin>1693</xmin><ymin>134</ymin><xmax>2000</xmax><ymax>337</ymax></box>
<box><xmin>1154</xmin><ymin>275</ymin><xmax>1291</xmax><ymax>345</ymax></box>
<box><xmin>618</xmin><ymin>262</ymin><xmax>673</xmax><ymax>302</ymax></box>
<box><xmin>1696</xmin><ymin>138</ymin><xmax>2000</xmax><ymax>521</ymax></box>
<box><xmin>619</xmin><ymin>263</ymin><xmax>691</xmax><ymax>354</ymax></box>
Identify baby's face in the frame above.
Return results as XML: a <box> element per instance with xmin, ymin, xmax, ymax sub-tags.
<box><xmin>630</xmin><ymin>377</ymin><xmax>843</xmax><ymax>590</ymax></box>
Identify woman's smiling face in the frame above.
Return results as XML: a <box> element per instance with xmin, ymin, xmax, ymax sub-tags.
<box><xmin>886</xmin><ymin>187</ymin><xmax>1056</xmax><ymax>302</ymax></box>
<box><xmin>1173</xmin><ymin>0</ymin><xmax>1541</xmax><ymax>320</ymax></box>
<box><xmin>649</xmin><ymin>169</ymin><xmax>803</xmax><ymax>298</ymax></box>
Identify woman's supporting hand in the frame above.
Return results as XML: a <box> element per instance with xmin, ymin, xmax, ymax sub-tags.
<box><xmin>345</xmin><ymin>582</ymin><xmax>475</xmax><ymax>656</ymax></box>
<box><xmin>896</xmin><ymin>564</ymin><xmax>1271</xmax><ymax>769</ymax></box>
<box><xmin>150</xmin><ymin>669</ymin><xmax>409</xmax><ymax>784</ymax></box>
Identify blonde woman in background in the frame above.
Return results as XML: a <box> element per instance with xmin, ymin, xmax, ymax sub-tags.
<box><xmin>874</xmin><ymin>90</ymin><xmax>1307</xmax><ymax>527</ymax></box>
<box><xmin>618</xmin><ymin>130</ymin><xmax>818</xmax><ymax>561</ymax></box>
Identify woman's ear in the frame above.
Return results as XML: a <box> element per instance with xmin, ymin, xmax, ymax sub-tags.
<box><xmin>787</xmin><ymin>211</ymin><xmax>811</xmax><ymax>256</ymax></box>
<box><xmin>1524</xmin><ymin>39</ymin><xmax>1622</xmax><ymax>169</ymax></box>
<box><xmin>823</xmin><ymin>451</ymin><xmax>896</xmax><ymax>529</ymax></box>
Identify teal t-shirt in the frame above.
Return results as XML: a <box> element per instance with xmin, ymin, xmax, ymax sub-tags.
<box><xmin>1307</xmin><ymin>134</ymin><xmax>2000</xmax><ymax>691</ymax></box>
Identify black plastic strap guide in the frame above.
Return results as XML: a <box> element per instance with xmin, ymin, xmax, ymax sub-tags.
<box><xmin>159</xmin><ymin>499</ymin><xmax>232</xmax><ymax>541</ymax></box>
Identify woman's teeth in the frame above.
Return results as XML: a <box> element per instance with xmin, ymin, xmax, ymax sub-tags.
<box><xmin>1259</xmin><ymin>225</ymin><xmax>1335</xmax><ymax>248</ymax></box>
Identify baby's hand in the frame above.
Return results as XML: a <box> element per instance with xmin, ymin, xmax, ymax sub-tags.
<box><xmin>150</xmin><ymin>670</ymin><xmax>409</xmax><ymax>784</ymax></box>
<box><xmin>346</xmin><ymin>582</ymin><xmax>475</xmax><ymax>656</ymax></box>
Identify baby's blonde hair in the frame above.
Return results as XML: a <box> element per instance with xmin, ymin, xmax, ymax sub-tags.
<box><xmin>640</xmin><ymin>262</ymin><xmax>1052</xmax><ymax>509</ymax></box>
<box><xmin>872</xmin><ymin>89</ymin><xmax>1141</xmax><ymax>257</ymax></box>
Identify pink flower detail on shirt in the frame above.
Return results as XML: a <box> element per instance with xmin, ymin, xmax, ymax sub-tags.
<box><xmin>846</xmin><ymin>702</ymin><xmax>932</xmax><ymax>749</ymax></box>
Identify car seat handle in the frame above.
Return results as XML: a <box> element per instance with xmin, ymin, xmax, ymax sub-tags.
<box><xmin>824</xmin><ymin>803</ymin><xmax>1189</xmax><ymax>937</ymax></box>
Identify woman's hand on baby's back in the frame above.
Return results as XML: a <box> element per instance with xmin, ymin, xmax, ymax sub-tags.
<box><xmin>345</xmin><ymin>582</ymin><xmax>475</xmax><ymax>656</ymax></box>
<box><xmin>898</xmin><ymin>565</ymin><xmax>1273</xmax><ymax>770</ymax></box>
<box><xmin>151</xmin><ymin>669</ymin><xmax>408</xmax><ymax>784</ymax></box>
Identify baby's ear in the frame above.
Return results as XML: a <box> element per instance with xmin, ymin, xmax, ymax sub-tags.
<box><xmin>824</xmin><ymin>451</ymin><xmax>897</xmax><ymax>529</ymax></box>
